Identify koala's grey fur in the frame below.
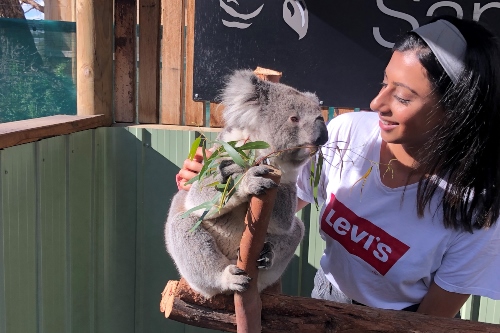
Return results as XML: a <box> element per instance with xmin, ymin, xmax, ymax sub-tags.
<box><xmin>165</xmin><ymin>70</ymin><xmax>328</xmax><ymax>298</ymax></box>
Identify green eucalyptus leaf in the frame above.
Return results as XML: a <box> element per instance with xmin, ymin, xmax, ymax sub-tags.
<box><xmin>189</xmin><ymin>210</ymin><xmax>210</xmax><ymax>232</ymax></box>
<box><xmin>188</xmin><ymin>136</ymin><xmax>202</xmax><ymax>160</ymax></box>
<box><xmin>184</xmin><ymin>173</ymin><xmax>200</xmax><ymax>185</ymax></box>
<box><xmin>216</xmin><ymin>140</ymin><xmax>247</xmax><ymax>167</ymax></box>
<box><xmin>238</xmin><ymin>141</ymin><xmax>270</xmax><ymax>151</ymax></box>
<box><xmin>181</xmin><ymin>201</ymin><xmax>214</xmax><ymax>218</ymax></box>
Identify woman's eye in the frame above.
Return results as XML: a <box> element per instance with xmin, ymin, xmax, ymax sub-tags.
<box><xmin>380</xmin><ymin>82</ymin><xmax>388</xmax><ymax>88</ymax></box>
<box><xmin>394</xmin><ymin>95</ymin><xmax>410</xmax><ymax>105</ymax></box>
<box><xmin>290</xmin><ymin>116</ymin><xmax>299</xmax><ymax>122</ymax></box>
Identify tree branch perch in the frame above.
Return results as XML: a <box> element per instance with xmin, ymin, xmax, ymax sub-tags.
<box><xmin>161</xmin><ymin>278</ymin><xmax>500</xmax><ymax>333</ymax></box>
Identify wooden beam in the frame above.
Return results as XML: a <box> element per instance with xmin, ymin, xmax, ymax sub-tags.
<box><xmin>115</xmin><ymin>0</ymin><xmax>137</xmax><ymax>123</ymax></box>
<box><xmin>184</xmin><ymin>0</ymin><xmax>205</xmax><ymax>126</ymax></box>
<box><xmin>113</xmin><ymin>123</ymin><xmax>222</xmax><ymax>132</ymax></box>
<box><xmin>138</xmin><ymin>0</ymin><xmax>161</xmax><ymax>124</ymax></box>
<box><xmin>0</xmin><ymin>115</ymin><xmax>107</xmax><ymax>149</ymax></box>
<box><xmin>161</xmin><ymin>279</ymin><xmax>500</xmax><ymax>333</ymax></box>
<box><xmin>209</xmin><ymin>103</ymin><xmax>224</xmax><ymax>128</ymax></box>
<box><xmin>161</xmin><ymin>0</ymin><xmax>185</xmax><ymax>125</ymax></box>
<box><xmin>76</xmin><ymin>0</ymin><xmax>113</xmax><ymax>125</ymax></box>
<box><xmin>335</xmin><ymin>108</ymin><xmax>355</xmax><ymax>117</ymax></box>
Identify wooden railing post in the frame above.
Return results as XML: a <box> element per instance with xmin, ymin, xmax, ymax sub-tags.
<box><xmin>161</xmin><ymin>0</ymin><xmax>185</xmax><ymax>125</ymax></box>
<box><xmin>76</xmin><ymin>0</ymin><xmax>113</xmax><ymax>125</ymax></box>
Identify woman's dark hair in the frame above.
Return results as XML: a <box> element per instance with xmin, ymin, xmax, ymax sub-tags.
<box><xmin>393</xmin><ymin>15</ymin><xmax>500</xmax><ymax>232</ymax></box>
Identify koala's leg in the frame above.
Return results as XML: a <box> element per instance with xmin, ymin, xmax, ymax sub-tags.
<box><xmin>253</xmin><ymin>184</ymin><xmax>305</xmax><ymax>292</ymax></box>
<box><xmin>256</xmin><ymin>215</ymin><xmax>305</xmax><ymax>292</ymax></box>
<box><xmin>165</xmin><ymin>193</ymin><xmax>251</xmax><ymax>298</ymax></box>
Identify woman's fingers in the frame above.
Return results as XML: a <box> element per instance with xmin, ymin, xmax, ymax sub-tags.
<box><xmin>182</xmin><ymin>158</ymin><xmax>203</xmax><ymax>173</ymax></box>
<box><xmin>176</xmin><ymin>146</ymin><xmax>215</xmax><ymax>191</ymax></box>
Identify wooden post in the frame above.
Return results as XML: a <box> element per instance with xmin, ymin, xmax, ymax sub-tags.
<box><xmin>76</xmin><ymin>0</ymin><xmax>113</xmax><ymax>125</ymax></box>
<box><xmin>114</xmin><ymin>0</ymin><xmax>137</xmax><ymax>123</ymax></box>
<box><xmin>161</xmin><ymin>0</ymin><xmax>185</xmax><ymax>125</ymax></box>
<box><xmin>234</xmin><ymin>167</ymin><xmax>281</xmax><ymax>333</ymax></box>
<box><xmin>138</xmin><ymin>0</ymin><xmax>161</xmax><ymax>124</ymax></box>
<box><xmin>209</xmin><ymin>102</ymin><xmax>225</xmax><ymax>128</ymax></box>
<box><xmin>184</xmin><ymin>0</ymin><xmax>205</xmax><ymax>126</ymax></box>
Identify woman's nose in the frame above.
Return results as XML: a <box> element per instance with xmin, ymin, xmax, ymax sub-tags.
<box><xmin>370</xmin><ymin>87</ymin><xmax>389</xmax><ymax>113</ymax></box>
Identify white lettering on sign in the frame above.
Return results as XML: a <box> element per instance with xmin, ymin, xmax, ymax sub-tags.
<box><xmin>374</xmin><ymin>0</ymin><xmax>500</xmax><ymax>48</ymax></box>
<box><xmin>220</xmin><ymin>0</ymin><xmax>309</xmax><ymax>39</ymax></box>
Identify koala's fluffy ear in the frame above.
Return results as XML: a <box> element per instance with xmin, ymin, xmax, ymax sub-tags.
<box><xmin>222</xmin><ymin>70</ymin><xmax>270</xmax><ymax>131</ymax></box>
<box><xmin>302</xmin><ymin>91</ymin><xmax>320</xmax><ymax>104</ymax></box>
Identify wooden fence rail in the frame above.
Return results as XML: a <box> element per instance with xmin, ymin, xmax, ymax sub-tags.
<box><xmin>76</xmin><ymin>0</ymin><xmax>356</xmax><ymax>128</ymax></box>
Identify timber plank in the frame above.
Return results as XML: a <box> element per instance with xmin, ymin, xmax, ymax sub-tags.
<box><xmin>0</xmin><ymin>115</ymin><xmax>107</xmax><ymax>149</ymax></box>
<box><xmin>184</xmin><ymin>0</ymin><xmax>205</xmax><ymax>126</ymax></box>
<box><xmin>115</xmin><ymin>0</ymin><xmax>137</xmax><ymax>123</ymax></box>
<box><xmin>209</xmin><ymin>102</ymin><xmax>224</xmax><ymax>128</ymax></box>
<box><xmin>138</xmin><ymin>0</ymin><xmax>161</xmax><ymax>124</ymax></box>
<box><xmin>76</xmin><ymin>0</ymin><xmax>113</xmax><ymax>124</ymax></box>
<box><xmin>161</xmin><ymin>0</ymin><xmax>184</xmax><ymax>125</ymax></box>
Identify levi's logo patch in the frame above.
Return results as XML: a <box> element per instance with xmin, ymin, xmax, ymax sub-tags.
<box><xmin>321</xmin><ymin>194</ymin><xmax>409</xmax><ymax>275</ymax></box>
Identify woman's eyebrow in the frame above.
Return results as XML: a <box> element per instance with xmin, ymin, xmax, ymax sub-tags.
<box><xmin>384</xmin><ymin>70</ymin><xmax>419</xmax><ymax>96</ymax></box>
<box><xmin>393</xmin><ymin>82</ymin><xmax>419</xmax><ymax>96</ymax></box>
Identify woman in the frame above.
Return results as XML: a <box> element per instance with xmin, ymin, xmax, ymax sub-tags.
<box><xmin>176</xmin><ymin>16</ymin><xmax>500</xmax><ymax>318</ymax></box>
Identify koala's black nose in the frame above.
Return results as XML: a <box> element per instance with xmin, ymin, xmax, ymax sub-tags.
<box><xmin>313</xmin><ymin>118</ymin><xmax>328</xmax><ymax>146</ymax></box>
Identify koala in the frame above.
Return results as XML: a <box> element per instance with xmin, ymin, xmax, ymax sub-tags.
<box><xmin>165</xmin><ymin>69</ymin><xmax>328</xmax><ymax>298</ymax></box>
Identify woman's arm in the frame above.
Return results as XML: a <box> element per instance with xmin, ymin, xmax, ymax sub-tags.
<box><xmin>296</xmin><ymin>198</ymin><xmax>309</xmax><ymax>212</ymax></box>
<box><xmin>417</xmin><ymin>281</ymin><xmax>469</xmax><ymax>318</ymax></box>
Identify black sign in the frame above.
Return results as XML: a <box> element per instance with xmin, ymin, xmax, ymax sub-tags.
<box><xmin>194</xmin><ymin>0</ymin><xmax>500</xmax><ymax>108</ymax></box>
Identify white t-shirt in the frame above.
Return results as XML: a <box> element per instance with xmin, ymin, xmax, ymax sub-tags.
<box><xmin>297</xmin><ymin>111</ymin><xmax>500</xmax><ymax>310</ymax></box>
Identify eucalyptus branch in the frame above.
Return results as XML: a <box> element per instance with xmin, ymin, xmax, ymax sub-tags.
<box><xmin>181</xmin><ymin>134</ymin><xmax>389</xmax><ymax>230</ymax></box>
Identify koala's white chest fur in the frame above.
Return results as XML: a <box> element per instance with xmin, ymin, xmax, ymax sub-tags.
<box><xmin>202</xmin><ymin>205</ymin><xmax>247</xmax><ymax>260</ymax></box>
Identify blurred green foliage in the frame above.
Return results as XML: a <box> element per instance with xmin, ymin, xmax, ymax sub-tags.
<box><xmin>0</xmin><ymin>18</ymin><xmax>77</xmax><ymax>123</ymax></box>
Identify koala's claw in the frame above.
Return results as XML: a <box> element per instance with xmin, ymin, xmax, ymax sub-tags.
<box><xmin>222</xmin><ymin>265</ymin><xmax>251</xmax><ymax>293</ymax></box>
<box><xmin>242</xmin><ymin>165</ymin><xmax>278</xmax><ymax>196</ymax></box>
<box><xmin>232</xmin><ymin>267</ymin><xmax>247</xmax><ymax>275</ymax></box>
<box><xmin>257</xmin><ymin>242</ymin><xmax>274</xmax><ymax>269</ymax></box>
<box><xmin>219</xmin><ymin>160</ymin><xmax>246</xmax><ymax>183</ymax></box>
<box><xmin>236</xmin><ymin>242</ymin><xmax>274</xmax><ymax>270</ymax></box>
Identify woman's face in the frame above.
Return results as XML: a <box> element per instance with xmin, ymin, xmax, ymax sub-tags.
<box><xmin>370</xmin><ymin>50</ymin><xmax>444</xmax><ymax>152</ymax></box>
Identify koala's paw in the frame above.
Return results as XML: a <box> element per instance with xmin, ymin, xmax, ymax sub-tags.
<box><xmin>219</xmin><ymin>160</ymin><xmax>246</xmax><ymax>183</ymax></box>
<box><xmin>221</xmin><ymin>265</ymin><xmax>251</xmax><ymax>293</ymax></box>
<box><xmin>240</xmin><ymin>165</ymin><xmax>278</xmax><ymax>196</ymax></box>
<box><xmin>257</xmin><ymin>242</ymin><xmax>274</xmax><ymax>269</ymax></box>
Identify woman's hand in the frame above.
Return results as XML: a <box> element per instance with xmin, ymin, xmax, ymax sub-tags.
<box><xmin>176</xmin><ymin>147</ymin><xmax>213</xmax><ymax>191</ymax></box>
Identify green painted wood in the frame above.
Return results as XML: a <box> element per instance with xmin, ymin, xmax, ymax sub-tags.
<box><xmin>68</xmin><ymin>130</ymin><xmax>96</xmax><ymax>333</ymax></box>
<box><xmin>0</xmin><ymin>143</ymin><xmax>38</xmax><ymax>333</ymax></box>
<box><xmin>479</xmin><ymin>297</ymin><xmax>500</xmax><ymax>324</ymax></box>
<box><xmin>127</xmin><ymin>128</ymin><xmax>188</xmax><ymax>333</ymax></box>
<box><xmin>94</xmin><ymin>128</ymin><xmax>138</xmax><ymax>333</ymax></box>
<box><xmin>38</xmin><ymin>135</ymin><xmax>69</xmax><ymax>333</ymax></box>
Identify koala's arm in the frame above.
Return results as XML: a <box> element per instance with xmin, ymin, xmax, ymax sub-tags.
<box><xmin>185</xmin><ymin>162</ymin><xmax>277</xmax><ymax>218</ymax></box>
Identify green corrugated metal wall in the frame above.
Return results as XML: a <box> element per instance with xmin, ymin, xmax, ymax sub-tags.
<box><xmin>0</xmin><ymin>128</ymin><xmax>498</xmax><ymax>333</ymax></box>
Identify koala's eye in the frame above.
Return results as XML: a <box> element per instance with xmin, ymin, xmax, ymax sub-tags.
<box><xmin>290</xmin><ymin>116</ymin><xmax>300</xmax><ymax>123</ymax></box>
